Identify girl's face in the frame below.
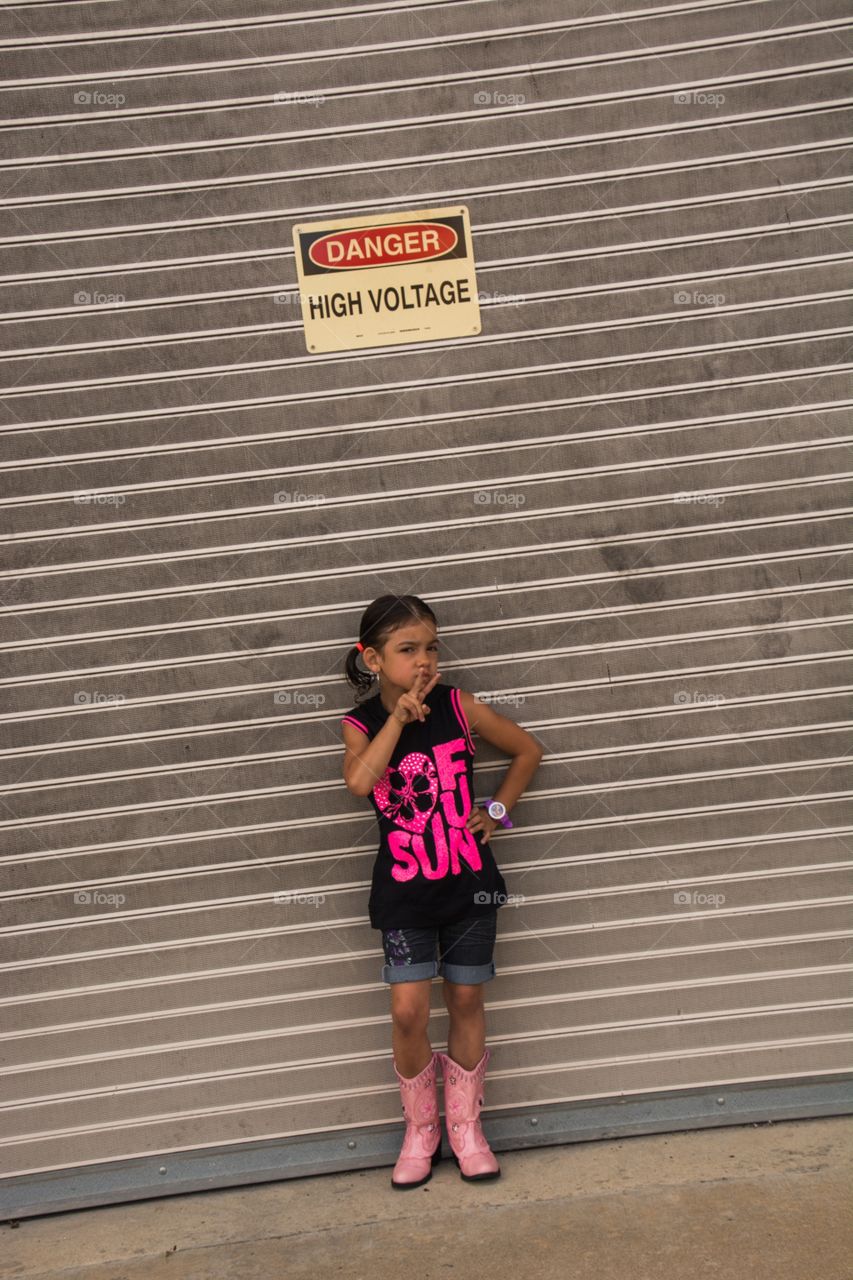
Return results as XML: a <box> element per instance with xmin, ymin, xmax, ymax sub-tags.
<box><xmin>373</xmin><ymin>621</ymin><xmax>439</xmax><ymax>691</ymax></box>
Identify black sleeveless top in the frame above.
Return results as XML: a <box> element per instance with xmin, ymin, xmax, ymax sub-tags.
<box><xmin>341</xmin><ymin>681</ymin><xmax>509</xmax><ymax>930</ymax></box>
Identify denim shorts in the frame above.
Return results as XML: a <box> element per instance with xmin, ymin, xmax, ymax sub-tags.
<box><xmin>381</xmin><ymin>909</ymin><xmax>497</xmax><ymax>985</ymax></box>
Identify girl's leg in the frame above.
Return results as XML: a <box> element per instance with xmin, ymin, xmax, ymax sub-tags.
<box><xmin>437</xmin><ymin>909</ymin><xmax>496</xmax><ymax>1068</ymax></box>
<box><xmin>442</xmin><ymin>980</ymin><xmax>486</xmax><ymax>1071</ymax></box>
<box><xmin>390</xmin><ymin>979</ymin><xmax>433</xmax><ymax>1077</ymax></box>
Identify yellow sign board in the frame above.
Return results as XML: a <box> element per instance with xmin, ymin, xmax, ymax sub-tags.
<box><xmin>292</xmin><ymin>206</ymin><xmax>481</xmax><ymax>353</ymax></box>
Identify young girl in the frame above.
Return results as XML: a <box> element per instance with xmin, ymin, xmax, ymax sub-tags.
<box><xmin>340</xmin><ymin>593</ymin><xmax>543</xmax><ymax>1189</ymax></box>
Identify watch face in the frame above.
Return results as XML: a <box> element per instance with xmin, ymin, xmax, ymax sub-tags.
<box><xmin>488</xmin><ymin>801</ymin><xmax>506</xmax><ymax>819</ymax></box>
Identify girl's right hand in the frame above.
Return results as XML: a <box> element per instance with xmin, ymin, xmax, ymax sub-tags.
<box><xmin>392</xmin><ymin>670</ymin><xmax>441</xmax><ymax>725</ymax></box>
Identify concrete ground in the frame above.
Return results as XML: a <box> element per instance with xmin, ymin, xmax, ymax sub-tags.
<box><xmin>4</xmin><ymin>1117</ymin><xmax>851</xmax><ymax>1280</ymax></box>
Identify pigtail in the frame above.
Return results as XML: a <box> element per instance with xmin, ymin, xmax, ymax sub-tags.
<box><xmin>344</xmin><ymin>642</ymin><xmax>375</xmax><ymax>701</ymax></box>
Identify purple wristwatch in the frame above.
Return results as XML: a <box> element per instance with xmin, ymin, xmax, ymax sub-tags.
<box><xmin>480</xmin><ymin>797</ymin><xmax>513</xmax><ymax>828</ymax></box>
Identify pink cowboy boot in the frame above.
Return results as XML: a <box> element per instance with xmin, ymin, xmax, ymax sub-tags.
<box><xmin>391</xmin><ymin>1051</ymin><xmax>442</xmax><ymax>1189</ymax></box>
<box><xmin>438</xmin><ymin>1047</ymin><xmax>501</xmax><ymax>1181</ymax></box>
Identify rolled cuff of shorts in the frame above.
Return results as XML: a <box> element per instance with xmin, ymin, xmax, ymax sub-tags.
<box><xmin>439</xmin><ymin>959</ymin><xmax>496</xmax><ymax>984</ymax></box>
<box><xmin>381</xmin><ymin>959</ymin><xmax>439</xmax><ymax>984</ymax></box>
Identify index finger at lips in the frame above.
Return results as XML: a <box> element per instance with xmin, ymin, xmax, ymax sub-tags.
<box><xmin>419</xmin><ymin>671</ymin><xmax>439</xmax><ymax>710</ymax></box>
<box><xmin>415</xmin><ymin>669</ymin><xmax>433</xmax><ymax>697</ymax></box>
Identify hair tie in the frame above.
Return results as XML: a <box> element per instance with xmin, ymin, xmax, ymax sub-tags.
<box><xmin>355</xmin><ymin>641</ymin><xmax>364</xmax><ymax>652</ymax></box>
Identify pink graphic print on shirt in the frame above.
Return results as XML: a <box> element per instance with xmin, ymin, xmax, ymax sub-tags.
<box><xmin>373</xmin><ymin>751</ymin><xmax>438</xmax><ymax>834</ymax></box>
<box><xmin>373</xmin><ymin>737</ymin><xmax>483</xmax><ymax>883</ymax></box>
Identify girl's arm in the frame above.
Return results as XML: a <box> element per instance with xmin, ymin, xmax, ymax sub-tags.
<box><xmin>342</xmin><ymin>716</ymin><xmax>405</xmax><ymax>797</ymax></box>
<box><xmin>343</xmin><ymin>671</ymin><xmax>440</xmax><ymax>796</ymax></box>
<box><xmin>458</xmin><ymin>688</ymin><xmax>544</xmax><ymax>819</ymax></box>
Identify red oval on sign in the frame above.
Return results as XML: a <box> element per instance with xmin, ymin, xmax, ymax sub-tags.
<box><xmin>308</xmin><ymin>222</ymin><xmax>458</xmax><ymax>270</ymax></box>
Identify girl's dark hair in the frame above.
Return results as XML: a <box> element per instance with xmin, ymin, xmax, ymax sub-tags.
<box><xmin>344</xmin><ymin>594</ymin><xmax>438</xmax><ymax>701</ymax></box>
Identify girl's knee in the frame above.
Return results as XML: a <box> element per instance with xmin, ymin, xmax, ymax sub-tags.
<box><xmin>442</xmin><ymin>980</ymin><xmax>484</xmax><ymax>1014</ymax></box>
<box><xmin>390</xmin><ymin>986</ymin><xmax>431</xmax><ymax>1035</ymax></box>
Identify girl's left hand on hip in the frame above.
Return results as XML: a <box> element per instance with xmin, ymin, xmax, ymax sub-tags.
<box><xmin>465</xmin><ymin>806</ymin><xmax>499</xmax><ymax>845</ymax></box>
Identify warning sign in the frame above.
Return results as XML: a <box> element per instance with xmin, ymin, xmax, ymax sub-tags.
<box><xmin>292</xmin><ymin>206</ymin><xmax>481</xmax><ymax>353</ymax></box>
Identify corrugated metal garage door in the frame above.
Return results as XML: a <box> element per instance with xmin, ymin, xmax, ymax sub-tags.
<box><xmin>1</xmin><ymin>0</ymin><xmax>851</xmax><ymax>1216</ymax></box>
